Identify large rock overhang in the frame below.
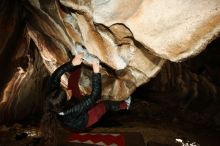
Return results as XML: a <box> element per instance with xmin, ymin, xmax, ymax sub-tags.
<box><xmin>27</xmin><ymin>0</ymin><xmax>220</xmax><ymax>98</ymax></box>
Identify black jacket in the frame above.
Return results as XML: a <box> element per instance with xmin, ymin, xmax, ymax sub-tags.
<box><xmin>49</xmin><ymin>61</ymin><xmax>101</xmax><ymax>130</ymax></box>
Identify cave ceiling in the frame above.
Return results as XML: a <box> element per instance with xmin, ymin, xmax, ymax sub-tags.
<box><xmin>0</xmin><ymin>0</ymin><xmax>220</xmax><ymax>121</ymax></box>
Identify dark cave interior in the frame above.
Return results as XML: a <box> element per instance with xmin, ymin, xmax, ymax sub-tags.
<box><xmin>1</xmin><ymin>0</ymin><xmax>220</xmax><ymax>146</ymax></box>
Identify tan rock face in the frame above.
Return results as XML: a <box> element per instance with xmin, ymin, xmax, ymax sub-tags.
<box><xmin>27</xmin><ymin>0</ymin><xmax>219</xmax><ymax>99</ymax></box>
<box><xmin>90</xmin><ymin>0</ymin><xmax>220</xmax><ymax>61</ymax></box>
<box><xmin>26</xmin><ymin>0</ymin><xmax>165</xmax><ymax>100</ymax></box>
<box><xmin>0</xmin><ymin>0</ymin><xmax>220</xmax><ymax>122</ymax></box>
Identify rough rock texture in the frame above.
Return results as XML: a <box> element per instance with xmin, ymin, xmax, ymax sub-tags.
<box><xmin>25</xmin><ymin>0</ymin><xmax>164</xmax><ymax>100</ymax></box>
<box><xmin>89</xmin><ymin>0</ymin><xmax>220</xmax><ymax>62</ymax></box>
<box><xmin>25</xmin><ymin>0</ymin><xmax>220</xmax><ymax>99</ymax></box>
<box><xmin>0</xmin><ymin>0</ymin><xmax>220</xmax><ymax>122</ymax></box>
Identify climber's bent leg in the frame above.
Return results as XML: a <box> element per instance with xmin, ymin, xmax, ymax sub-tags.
<box><xmin>86</xmin><ymin>99</ymin><xmax>130</xmax><ymax>127</ymax></box>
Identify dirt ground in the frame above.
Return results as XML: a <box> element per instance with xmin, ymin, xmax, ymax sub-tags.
<box><xmin>0</xmin><ymin>98</ymin><xmax>220</xmax><ymax>146</ymax></box>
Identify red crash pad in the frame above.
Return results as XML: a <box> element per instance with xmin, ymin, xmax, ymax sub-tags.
<box><xmin>67</xmin><ymin>132</ymin><xmax>145</xmax><ymax>146</ymax></box>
